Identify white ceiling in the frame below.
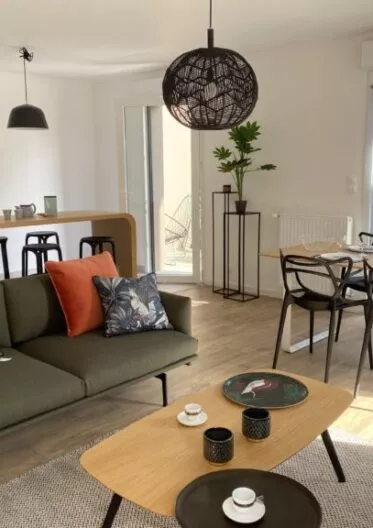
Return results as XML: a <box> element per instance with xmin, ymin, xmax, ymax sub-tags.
<box><xmin>0</xmin><ymin>0</ymin><xmax>373</xmax><ymax>78</ymax></box>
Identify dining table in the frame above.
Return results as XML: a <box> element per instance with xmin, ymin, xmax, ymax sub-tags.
<box><xmin>261</xmin><ymin>241</ymin><xmax>371</xmax><ymax>353</ymax></box>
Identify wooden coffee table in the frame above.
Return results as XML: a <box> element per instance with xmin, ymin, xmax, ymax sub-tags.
<box><xmin>81</xmin><ymin>370</ymin><xmax>353</xmax><ymax>527</ymax></box>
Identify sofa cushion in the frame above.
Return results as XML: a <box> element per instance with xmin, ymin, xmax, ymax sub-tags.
<box><xmin>46</xmin><ymin>252</ymin><xmax>118</xmax><ymax>337</ymax></box>
<box><xmin>0</xmin><ymin>283</ymin><xmax>11</xmax><ymax>347</ymax></box>
<box><xmin>0</xmin><ymin>348</ymin><xmax>85</xmax><ymax>430</ymax></box>
<box><xmin>18</xmin><ymin>330</ymin><xmax>198</xmax><ymax>396</ymax></box>
<box><xmin>93</xmin><ymin>274</ymin><xmax>172</xmax><ymax>337</ymax></box>
<box><xmin>3</xmin><ymin>274</ymin><xmax>66</xmax><ymax>344</ymax></box>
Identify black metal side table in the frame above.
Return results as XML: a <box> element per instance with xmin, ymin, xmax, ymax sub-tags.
<box><xmin>212</xmin><ymin>191</ymin><xmax>238</xmax><ymax>295</ymax></box>
<box><xmin>223</xmin><ymin>211</ymin><xmax>261</xmax><ymax>302</ymax></box>
<box><xmin>176</xmin><ymin>469</ymin><xmax>322</xmax><ymax>528</ymax></box>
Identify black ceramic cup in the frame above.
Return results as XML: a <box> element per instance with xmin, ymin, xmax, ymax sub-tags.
<box><xmin>242</xmin><ymin>407</ymin><xmax>271</xmax><ymax>442</ymax></box>
<box><xmin>203</xmin><ymin>427</ymin><xmax>234</xmax><ymax>465</ymax></box>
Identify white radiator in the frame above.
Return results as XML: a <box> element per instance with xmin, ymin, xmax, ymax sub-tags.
<box><xmin>277</xmin><ymin>213</ymin><xmax>353</xmax><ymax>248</ymax></box>
<box><xmin>276</xmin><ymin>213</ymin><xmax>354</xmax><ymax>294</ymax></box>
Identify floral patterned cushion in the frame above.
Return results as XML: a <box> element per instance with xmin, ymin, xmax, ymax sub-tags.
<box><xmin>92</xmin><ymin>273</ymin><xmax>173</xmax><ymax>337</ymax></box>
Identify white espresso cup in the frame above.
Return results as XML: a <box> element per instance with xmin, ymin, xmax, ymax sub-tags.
<box><xmin>232</xmin><ymin>487</ymin><xmax>256</xmax><ymax>512</ymax></box>
<box><xmin>184</xmin><ymin>403</ymin><xmax>202</xmax><ymax>422</ymax></box>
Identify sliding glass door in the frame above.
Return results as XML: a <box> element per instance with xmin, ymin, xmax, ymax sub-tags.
<box><xmin>122</xmin><ymin>105</ymin><xmax>200</xmax><ymax>282</ymax></box>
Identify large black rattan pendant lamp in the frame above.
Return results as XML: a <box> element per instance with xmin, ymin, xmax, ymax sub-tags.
<box><xmin>7</xmin><ymin>48</ymin><xmax>49</xmax><ymax>130</ymax></box>
<box><xmin>162</xmin><ymin>0</ymin><xmax>258</xmax><ymax>130</ymax></box>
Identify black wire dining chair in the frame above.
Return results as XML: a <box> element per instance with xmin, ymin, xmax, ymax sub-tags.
<box><xmin>272</xmin><ymin>251</ymin><xmax>370</xmax><ymax>384</ymax></box>
<box><xmin>335</xmin><ymin>231</ymin><xmax>373</xmax><ymax>344</ymax></box>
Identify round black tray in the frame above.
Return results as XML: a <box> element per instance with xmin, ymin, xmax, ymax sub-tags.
<box><xmin>222</xmin><ymin>372</ymin><xmax>309</xmax><ymax>409</ymax></box>
<box><xmin>175</xmin><ymin>469</ymin><xmax>321</xmax><ymax>528</ymax></box>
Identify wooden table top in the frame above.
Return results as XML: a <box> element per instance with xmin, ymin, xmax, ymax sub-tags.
<box><xmin>80</xmin><ymin>370</ymin><xmax>352</xmax><ymax>517</ymax></box>
<box><xmin>0</xmin><ymin>210</ymin><xmax>134</xmax><ymax>229</ymax></box>
<box><xmin>261</xmin><ymin>242</ymin><xmax>372</xmax><ymax>270</ymax></box>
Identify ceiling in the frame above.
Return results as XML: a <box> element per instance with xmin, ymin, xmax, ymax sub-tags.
<box><xmin>0</xmin><ymin>0</ymin><xmax>373</xmax><ymax>78</ymax></box>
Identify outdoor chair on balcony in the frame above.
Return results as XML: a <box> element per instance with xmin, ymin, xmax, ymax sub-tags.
<box><xmin>165</xmin><ymin>195</ymin><xmax>192</xmax><ymax>254</ymax></box>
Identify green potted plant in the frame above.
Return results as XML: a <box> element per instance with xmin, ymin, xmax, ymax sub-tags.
<box><xmin>213</xmin><ymin>121</ymin><xmax>276</xmax><ymax>214</ymax></box>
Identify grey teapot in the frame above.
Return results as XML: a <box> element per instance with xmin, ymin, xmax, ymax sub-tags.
<box><xmin>16</xmin><ymin>203</ymin><xmax>36</xmax><ymax>218</ymax></box>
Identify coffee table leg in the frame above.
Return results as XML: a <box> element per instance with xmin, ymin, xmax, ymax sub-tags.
<box><xmin>101</xmin><ymin>493</ymin><xmax>122</xmax><ymax>528</ymax></box>
<box><xmin>321</xmin><ymin>430</ymin><xmax>346</xmax><ymax>483</ymax></box>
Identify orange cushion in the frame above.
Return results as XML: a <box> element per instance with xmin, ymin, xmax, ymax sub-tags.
<box><xmin>45</xmin><ymin>252</ymin><xmax>118</xmax><ymax>337</ymax></box>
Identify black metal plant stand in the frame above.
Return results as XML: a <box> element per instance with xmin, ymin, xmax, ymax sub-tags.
<box><xmin>212</xmin><ymin>191</ymin><xmax>237</xmax><ymax>295</ymax></box>
<box><xmin>223</xmin><ymin>211</ymin><xmax>261</xmax><ymax>303</ymax></box>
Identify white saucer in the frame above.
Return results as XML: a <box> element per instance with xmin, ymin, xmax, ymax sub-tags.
<box><xmin>177</xmin><ymin>411</ymin><xmax>208</xmax><ymax>427</ymax></box>
<box><xmin>222</xmin><ymin>497</ymin><xmax>265</xmax><ymax>524</ymax></box>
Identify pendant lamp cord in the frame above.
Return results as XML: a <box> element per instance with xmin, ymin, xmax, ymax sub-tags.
<box><xmin>19</xmin><ymin>48</ymin><xmax>33</xmax><ymax>104</ymax></box>
<box><xmin>207</xmin><ymin>0</ymin><xmax>214</xmax><ymax>47</ymax></box>
<box><xmin>23</xmin><ymin>55</ymin><xmax>28</xmax><ymax>104</ymax></box>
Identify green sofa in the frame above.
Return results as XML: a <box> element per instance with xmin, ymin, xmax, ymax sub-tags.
<box><xmin>0</xmin><ymin>274</ymin><xmax>198</xmax><ymax>431</ymax></box>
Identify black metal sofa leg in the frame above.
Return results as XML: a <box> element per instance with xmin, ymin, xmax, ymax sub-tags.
<box><xmin>156</xmin><ymin>373</ymin><xmax>168</xmax><ymax>407</ymax></box>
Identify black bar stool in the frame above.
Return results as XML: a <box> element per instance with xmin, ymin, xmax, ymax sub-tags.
<box><xmin>25</xmin><ymin>230</ymin><xmax>60</xmax><ymax>245</ymax></box>
<box><xmin>25</xmin><ymin>231</ymin><xmax>62</xmax><ymax>267</ymax></box>
<box><xmin>0</xmin><ymin>237</ymin><xmax>10</xmax><ymax>279</ymax></box>
<box><xmin>22</xmin><ymin>243</ymin><xmax>63</xmax><ymax>277</ymax></box>
<box><xmin>79</xmin><ymin>236</ymin><xmax>116</xmax><ymax>263</ymax></box>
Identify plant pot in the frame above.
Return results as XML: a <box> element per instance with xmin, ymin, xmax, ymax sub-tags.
<box><xmin>235</xmin><ymin>200</ymin><xmax>247</xmax><ymax>214</ymax></box>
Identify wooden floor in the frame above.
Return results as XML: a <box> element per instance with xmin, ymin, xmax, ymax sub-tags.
<box><xmin>0</xmin><ymin>285</ymin><xmax>373</xmax><ymax>483</ymax></box>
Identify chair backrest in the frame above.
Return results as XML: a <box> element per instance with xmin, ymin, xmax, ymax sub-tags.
<box><xmin>359</xmin><ymin>232</ymin><xmax>373</xmax><ymax>246</ymax></box>
<box><xmin>280</xmin><ymin>251</ymin><xmax>354</xmax><ymax>301</ymax></box>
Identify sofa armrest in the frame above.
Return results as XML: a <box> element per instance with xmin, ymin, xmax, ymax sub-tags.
<box><xmin>160</xmin><ymin>291</ymin><xmax>192</xmax><ymax>336</ymax></box>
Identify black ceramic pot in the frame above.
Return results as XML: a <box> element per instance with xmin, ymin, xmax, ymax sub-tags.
<box><xmin>203</xmin><ymin>427</ymin><xmax>234</xmax><ymax>464</ymax></box>
<box><xmin>235</xmin><ymin>200</ymin><xmax>247</xmax><ymax>214</ymax></box>
<box><xmin>242</xmin><ymin>408</ymin><xmax>271</xmax><ymax>442</ymax></box>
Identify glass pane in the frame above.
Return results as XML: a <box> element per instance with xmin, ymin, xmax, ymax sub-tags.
<box><xmin>158</xmin><ymin>107</ymin><xmax>192</xmax><ymax>275</ymax></box>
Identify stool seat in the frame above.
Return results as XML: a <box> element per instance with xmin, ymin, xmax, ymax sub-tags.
<box><xmin>26</xmin><ymin>230</ymin><xmax>60</xmax><ymax>245</ymax></box>
<box><xmin>24</xmin><ymin>243</ymin><xmax>61</xmax><ymax>251</ymax></box>
<box><xmin>79</xmin><ymin>236</ymin><xmax>116</xmax><ymax>263</ymax></box>
<box><xmin>80</xmin><ymin>236</ymin><xmax>113</xmax><ymax>243</ymax></box>
<box><xmin>0</xmin><ymin>237</ymin><xmax>10</xmax><ymax>279</ymax></box>
<box><xmin>22</xmin><ymin>243</ymin><xmax>62</xmax><ymax>276</ymax></box>
<box><xmin>27</xmin><ymin>231</ymin><xmax>58</xmax><ymax>237</ymax></box>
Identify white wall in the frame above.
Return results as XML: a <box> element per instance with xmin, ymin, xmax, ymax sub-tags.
<box><xmin>202</xmin><ymin>36</ymin><xmax>369</xmax><ymax>296</ymax></box>
<box><xmin>0</xmin><ymin>72</ymin><xmax>95</xmax><ymax>275</ymax></box>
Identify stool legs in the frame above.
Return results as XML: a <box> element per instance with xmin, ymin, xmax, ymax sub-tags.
<box><xmin>1</xmin><ymin>240</ymin><xmax>10</xmax><ymax>279</ymax></box>
<box><xmin>22</xmin><ymin>248</ymin><xmax>28</xmax><ymax>277</ymax></box>
<box><xmin>109</xmin><ymin>241</ymin><xmax>117</xmax><ymax>264</ymax></box>
<box><xmin>35</xmin><ymin>251</ymin><xmax>44</xmax><ymax>275</ymax></box>
<box><xmin>79</xmin><ymin>238</ymin><xmax>116</xmax><ymax>262</ymax></box>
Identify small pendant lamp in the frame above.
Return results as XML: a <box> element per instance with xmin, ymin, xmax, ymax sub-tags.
<box><xmin>162</xmin><ymin>0</ymin><xmax>258</xmax><ymax>130</ymax></box>
<box><xmin>7</xmin><ymin>48</ymin><xmax>49</xmax><ymax>130</ymax></box>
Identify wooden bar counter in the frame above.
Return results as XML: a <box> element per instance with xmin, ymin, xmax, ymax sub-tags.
<box><xmin>0</xmin><ymin>211</ymin><xmax>137</xmax><ymax>277</ymax></box>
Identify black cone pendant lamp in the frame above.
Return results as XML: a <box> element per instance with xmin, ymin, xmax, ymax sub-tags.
<box><xmin>7</xmin><ymin>48</ymin><xmax>49</xmax><ymax>130</ymax></box>
<box><xmin>162</xmin><ymin>0</ymin><xmax>258</xmax><ymax>130</ymax></box>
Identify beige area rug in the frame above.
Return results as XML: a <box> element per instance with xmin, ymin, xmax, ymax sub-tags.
<box><xmin>0</xmin><ymin>430</ymin><xmax>372</xmax><ymax>528</ymax></box>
